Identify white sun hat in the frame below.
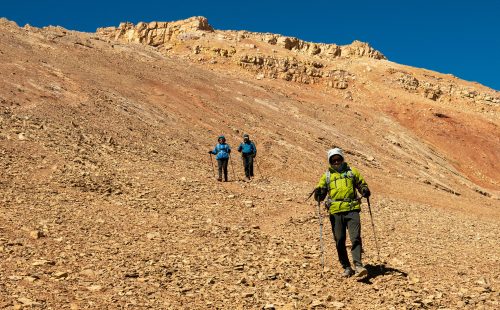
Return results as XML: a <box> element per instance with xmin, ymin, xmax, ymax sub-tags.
<box><xmin>327</xmin><ymin>148</ymin><xmax>344</xmax><ymax>161</ymax></box>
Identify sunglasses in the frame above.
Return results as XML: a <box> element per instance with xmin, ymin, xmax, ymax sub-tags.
<box><xmin>330</xmin><ymin>158</ymin><xmax>343</xmax><ymax>164</ymax></box>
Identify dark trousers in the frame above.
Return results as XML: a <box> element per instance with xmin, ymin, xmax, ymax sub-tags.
<box><xmin>242</xmin><ymin>154</ymin><xmax>254</xmax><ymax>178</ymax></box>
<box><xmin>329</xmin><ymin>210</ymin><xmax>363</xmax><ymax>268</ymax></box>
<box><xmin>217</xmin><ymin>158</ymin><xmax>228</xmax><ymax>181</ymax></box>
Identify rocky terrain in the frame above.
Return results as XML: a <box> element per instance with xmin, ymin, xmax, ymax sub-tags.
<box><xmin>0</xmin><ymin>16</ymin><xmax>499</xmax><ymax>309</ymax></box>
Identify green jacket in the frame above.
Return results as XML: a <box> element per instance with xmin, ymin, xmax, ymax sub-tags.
<box><xmin>316</xmin><ymin>163</ymin><xmax>369</xmax><ymax>215</ymax></box>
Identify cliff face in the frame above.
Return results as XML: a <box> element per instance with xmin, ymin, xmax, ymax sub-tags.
<box><xmin>96</xmin><ymin>17</ymin><xmax>386</xmax><ymax>89</ymax></box>
<box><xmin>0</xmin><ymin>16</ymin><xmax>499</xmax><ymax>309</ymax></box>
<box><xmin>97</xmin><ymin>16</ymin><xmax>384</xmax><ymax>59</ymax></box>
<box><xmin>96</xmin><ymin>17</ymin><xmax>499</xmax><ymax>106</ymax></box>
<box><xmin>97</xmin><ymin>16</ymin><xmax>215</xmax><ymax>46</ymax></box>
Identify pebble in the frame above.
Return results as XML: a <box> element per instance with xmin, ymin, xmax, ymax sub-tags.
<box><xmin>146</xmin><ymin>232</ymin><xmax>160</xmax><ymax>240</ymax></box>
<box><xmin>29</xmin><ymin>230</ymin><xmax>44</xmax><ymax>239</ymax></box>
<box><xmin>17</xmin><ymin>297</ymin><xmax>39</xmax><ymax>306</ymax></box>
<box><xmin>242</xmin><ymin>291</ymin><xmax>255</xmax><ymax>298</ymax></box>
<box><xmin>87</xmin><ymin>285</ymin><xmax>102</xmax><ymax>292</ymax></box>
<box><xmin>32</xmin><ymin>259</ymin><xmax>55</xmax><ymax>266</ymax></box>
<box><xmin>311</xmin><ymin>300</ymin><xmax>324</xmax><ymax>308</ymax></box>
<box><xmin>53</xmin><ymin>271</ymin><xmax>69</xmax><ymax>279</ymax></box>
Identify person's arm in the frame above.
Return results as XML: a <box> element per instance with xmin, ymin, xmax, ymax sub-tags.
<box><xmin>237</xmin><ymin>144</ymin><xmax>242</xmax><ymax>152</ymax></box>
<box><xmin>252</xmin><ymin>142</ymin><xmax>257</xmax><ymax>157</ymax></box>
<box><xmin>314</xmin><ymin>173</ymin><xmax>327</xmax><ymax>201</ymax></box>
<box><xmin>353</xmin><ymin>168</ymin><xmax>370</xmax><ymax>197</ymax></box>
<box><xmin>211</xmin><ymin>145</ymin><xmax>218</xmax><ymax>155</ymax></box>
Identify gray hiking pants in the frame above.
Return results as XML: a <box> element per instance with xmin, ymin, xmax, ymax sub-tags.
<box><xmin>329</xmin><ymin>210</ymin><xmax>363</xmax><ymax>268</ymax></box>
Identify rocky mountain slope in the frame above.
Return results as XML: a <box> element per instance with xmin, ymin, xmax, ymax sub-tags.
<box><xmin>0</xmin><ymin>16</ymin><xmax>498</xmax><ymax>309</ymax></box>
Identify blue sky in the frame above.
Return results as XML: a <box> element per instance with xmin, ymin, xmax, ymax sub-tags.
<box><xmin>2</xmin><ymin>0</ymin><xmax>499</xmax><ymax>90</ymax></box>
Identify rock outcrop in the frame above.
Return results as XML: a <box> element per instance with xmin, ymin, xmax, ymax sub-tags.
<box><xmin>97</xmin><ymin>16</ymin><xmax>214</xmax><ymax>47</ymax></box>
<box><xmin>97</xmin><ymin>17</ymin><xmax>384</xmax><ymax>60</ymax></box>
<box><xmin>96</xmin><ymin>17</ymin><xmax>385</xmax><ymax>89</ymax></box>
<box><xmin>390</xmin><ymin>69</ymin><xmax>500</xmax><ymax>104</ymax></box>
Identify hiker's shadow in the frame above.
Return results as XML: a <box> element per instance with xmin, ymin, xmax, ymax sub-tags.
<box><xmin>358</xmin><ymin>264</ymin><xmax>407</xmax><ymax>284</ymax></box>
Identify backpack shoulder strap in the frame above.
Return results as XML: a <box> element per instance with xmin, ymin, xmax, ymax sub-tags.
<box><xmin>325</xmin><ymin>170</ymin><xmax>332</xmax><ymax>208</ymax></box>
<box><xmin>346</xmin><ymin>166</ymin><xmax>360</xmax><ymax>199</ymax></box>
<box><xmin>346</xmin><ymin>166</ymin><xmax>358</xmax><ymax>187</ymax></box>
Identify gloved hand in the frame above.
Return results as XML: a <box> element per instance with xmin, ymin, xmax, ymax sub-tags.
<box><xmin>208</xmin><ymin>150</ymin><xmax>212</xmax><ymax>154</ymax></box>
<box><xmin>252</xmin><ymin>153</ymin><xmax>256</xmax><ymax>158</ymax></box>
<box><xmin>361</xmin><ymin>187</ymin><xmax>371</xmax><ymax>198</ymax></box>
<box><xmin>314</xmin><ymin>187</ymin><xmax>327</xmax><ymax>202</ymax></box>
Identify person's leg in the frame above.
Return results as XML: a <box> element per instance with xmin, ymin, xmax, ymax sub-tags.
<box><xmin>346</xmin><ymin>211</ymin><xmax>362</xmax><ymax>267</ymax></box>
<box><xmin>222</xmin><ymin>159</ymin><xmax>228</xmax><ymax>181</ymax></box>
<box><xmin>347</xmin><ymin>210</ymin><xmax>367</xmax><ymax>276</ymax></box>
<box><xmin>249</xmin><ymin>156</ymin><xmax>254</xmax><ymax>177</ymax></box>
<box><xmin>329</xmin><ymin>213</ymin><xmax>350</xmax><ymax>269</ymax></box>
<box><xmin>217</xmin><ymin>159</ymin><xmax>223</xmax><ymax>181</ymax></box>
<box><xmin>243</xmin><ymin>155</ymin><xmax>250</xmax><ymax>178</ymax></box>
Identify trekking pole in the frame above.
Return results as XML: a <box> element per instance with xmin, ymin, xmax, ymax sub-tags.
<box><xmin>304</xmin><ymin>188</ymin><xmax>316</xmax><ymax>202</ymax></box>
<box><xmin>253</xmin><ymin>141</ymin><xmax>265</xmax><ymax>179</ymax></box>
<box><xmin>366</xmin><ymin>197</ymin><xmax>381</xmax><ymax>265</ymax></box>
<box><xmin>229</xmin><ymin>155</ymin><xmax>236</xmax><ymax>181</ymax></box>
<box><xmin>255</xmin><ymin>157</ymin><xmax>264</xmax><ymax>178</ymax></box>
<box><xmin>209</xmin><ymin>153</ymin><xmax>215</xmax><ymax>178</ymax></box>
<box><xmin>316</xmin><ymin>199</ymin><xmax>325</xmax><ymax>276</ymax></box>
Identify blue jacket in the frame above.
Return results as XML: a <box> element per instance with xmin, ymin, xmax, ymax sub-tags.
<box><xmin>211</xmin><ymin>143</ymin><xmax>231</xmax><ymax>160</ymax></box>
<box><xmin>238</xmin><ymin>141</ymin><xmax>257</xmax><ymax>156</ymax></box>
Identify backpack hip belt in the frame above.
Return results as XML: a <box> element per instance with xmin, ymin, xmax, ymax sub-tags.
<box><xmin>332</xmin><ymin>198</ymin><xmax>360</xmax><ymax>202</ymax></box>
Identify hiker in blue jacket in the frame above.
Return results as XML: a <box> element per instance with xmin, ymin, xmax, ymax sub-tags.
<box><xmin>237</xmin><ymin>134</ymin><xmax>257</xmax><ymax>181</ymax></box>
<box><xmin>208</xmin><ymin>135</ymin><xmax>231</xmax><ymax>181</ymax></box>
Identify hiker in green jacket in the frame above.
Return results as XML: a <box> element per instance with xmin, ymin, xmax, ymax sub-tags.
<box><xmin>314</xmin><ymin>147</ymin><xmax>371</xmax><ymax>278</ymax></box>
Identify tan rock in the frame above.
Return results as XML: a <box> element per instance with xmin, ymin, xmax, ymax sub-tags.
<box><xmin>29</xmin><ymin>230</ymin><xmax>44</xmax><ymax>239</ymax></box>
<box><xmin>32</xmin><ymin>259</ymin><xmax>55</xmax><ymax>266</ymax></box>
<box><xmin>53</xmin><ymin>271</ymin><xmax>69</xmax><ymax>279</ymax></box>
<box><xmin>87</xmin><ymin>285</ymin><xmax>102</xmax><ymax>292</ymax></box>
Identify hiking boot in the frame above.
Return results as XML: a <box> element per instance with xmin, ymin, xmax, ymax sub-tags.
<box><xmin>217</xmin><ymin>177</ymin><xmax>222</xmax><ymax>182</ymax></box>
<box><xmin>355</xmin><ymin>265</ymin><xmax>368</xmax><ymax>277</ymax></box>
<box><xmin>341</xmin><ymin>267</ymin><xmax>354</xmax><ymax>277</ymax></box>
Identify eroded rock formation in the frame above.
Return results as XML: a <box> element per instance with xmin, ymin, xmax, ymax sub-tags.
<box><xmin>389</xmin><ymin>69</ymin><xmax>500</xmax><ymax>104</ymax></box>
<box><xmin>97</xmin><ymin>17</ymin><xmax>386</xmax><ymax>89</ymax></box>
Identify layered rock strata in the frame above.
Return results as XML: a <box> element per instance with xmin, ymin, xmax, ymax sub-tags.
<box><xmin>97</xmin><ymin>17</ymin><xmax>384</xmax><ymax>89</ymax></box>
